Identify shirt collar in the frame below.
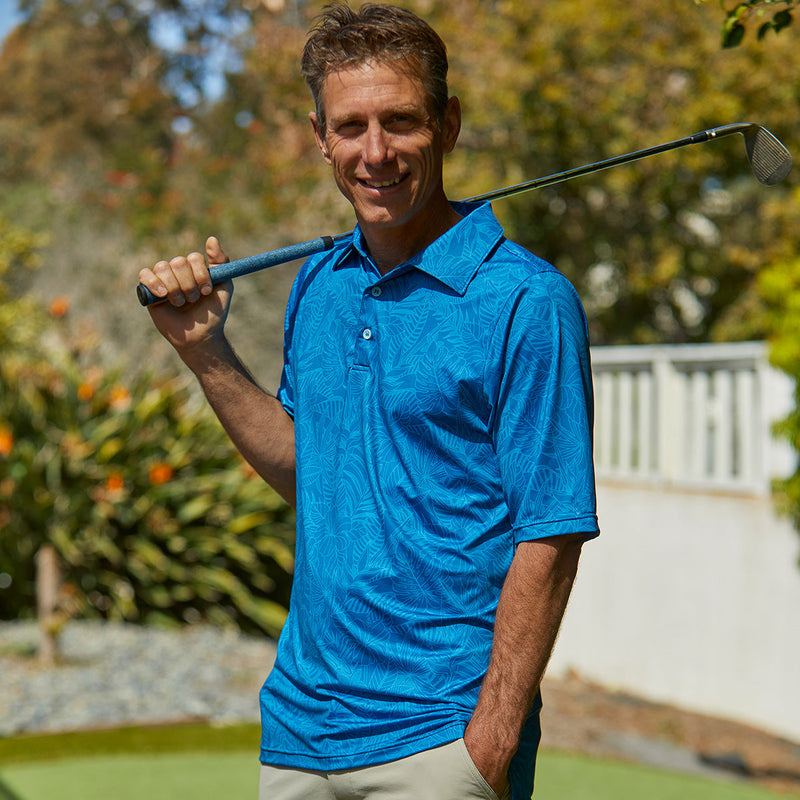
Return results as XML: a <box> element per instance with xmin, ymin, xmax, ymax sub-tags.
<box><xmin>331</xmin><ymin>201</ymin><xmax>504</xmax><ymax>296</ymax></box>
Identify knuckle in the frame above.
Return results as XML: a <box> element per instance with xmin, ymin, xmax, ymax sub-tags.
<box><xmin>167</xmin><ymin>290</ymin><xmax>186</xmax><ymax>307</ymax></box>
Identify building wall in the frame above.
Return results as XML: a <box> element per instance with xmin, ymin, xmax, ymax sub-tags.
<box><xmin>547</xmin><ymin>343</ymin><xmax>800</xmax><ymax>743</ymax></box>
<box><xmin>549</xmin><ymin>482</ymin><xmax>800</xmax><ymax>742</ymax></box>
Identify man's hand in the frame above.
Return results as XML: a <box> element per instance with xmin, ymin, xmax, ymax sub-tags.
<box><xmin>140</xmin><ymin>235</ymin><xmax>297</xmax><ymax>505</ymax></box>
<box><xmin>463</xmin><ymin>719</ymin><xmax>512</xmax><ymax>797</ymax></box>
<box><xmin>138</xmin><ymin>237</ymin><xmax>232</xmax><ymax>364</ymax></box>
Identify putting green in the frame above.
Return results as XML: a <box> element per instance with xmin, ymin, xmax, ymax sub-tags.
<box><xmin>0</xmin><ymin>752</ymin><xmax>258</xmax><ymax>800</ymax></box>
<box><xmin>535</xmin><ymin>751</ymin><xmax>800</xmax><ymax>800</ymax></box>
<box><xmin>1</xmin><ymin>749</ymin><xmax>797</xmax><ymax>800</ymax></box>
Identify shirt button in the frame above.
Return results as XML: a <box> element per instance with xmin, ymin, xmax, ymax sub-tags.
<box><xmin>362</xmin><ymin>328</ymin><xmax>372</xmax><ymax>340</ymax></box>
<box><xmin>370</xmin><ymin>286</ymin><xmax>382</xmax><ymax>297</ymax></box>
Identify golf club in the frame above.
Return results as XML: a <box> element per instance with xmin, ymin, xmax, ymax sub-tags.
<box><xmin>137</xmin><ymin>122</ymin><xmax>792</xmax><ymax>307</ymax></box>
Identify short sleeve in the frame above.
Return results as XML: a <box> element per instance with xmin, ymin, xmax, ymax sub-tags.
<box><xmin>490</xmin><ymin>272</ymin><xmax>599</xmax><ymax>543</ymax></box>
<box><xmin>276</xmin><ymin>256</ymin><xmax>314</xmax><ymax>420</ymax></box>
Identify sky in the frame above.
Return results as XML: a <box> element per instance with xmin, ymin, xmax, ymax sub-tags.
<box><xmin>0</xmin><ymin>1</ymin><xmax>237</xmax><ymax>102</ymax></box>
<box><xmin>0</xmin><ymin>0</ymin><xmax>21</xmax><ymax>44</ymax></box>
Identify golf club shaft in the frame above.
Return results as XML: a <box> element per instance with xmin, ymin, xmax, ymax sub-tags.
<box><xmin>136</xmin><ymin>123</ymin><xmax>780</xmax><ymax>307</ymax></box>
<box><xmin>463</xmin><ymin>123</ymin><xmax>753</xmax><ymax>203</ymax></box>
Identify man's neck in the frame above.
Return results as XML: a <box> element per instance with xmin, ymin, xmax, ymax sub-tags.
<box><xmin>361</xmin><ymin>196</ymin><xmax>463</xmax><ymax>275</ymax></box>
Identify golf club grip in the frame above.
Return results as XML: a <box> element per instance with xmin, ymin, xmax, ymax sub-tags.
<box><xmin>137</xmin><ymin>234</ymin><xmax>344</xmax><ymax>306</ymax></box>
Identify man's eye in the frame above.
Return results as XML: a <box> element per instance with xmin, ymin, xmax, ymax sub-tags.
<box><xmin>387</xmin><ymin>115</ymin><xmax>415</xmax><ymax>130</ymax></box>
<box><xmin>337</xmin><ymin>121</ymin><xmax>364</xmax><ymax>135</ymax></box>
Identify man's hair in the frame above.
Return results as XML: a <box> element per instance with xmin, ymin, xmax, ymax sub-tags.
<box><xmin>301</xmin><ymin>3</ymin><xmax>449</xmax><ymax>132</ymax></box>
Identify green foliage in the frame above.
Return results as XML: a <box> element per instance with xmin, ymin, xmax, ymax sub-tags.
<box><xmin>422</xmin><ymin>0</ymin><xmax>800</xmax><ymax>345</ymax></box>
<box><xmin>0</xmin><ymin>331</ymin><xmax>295</xmax><ymax>635</ymax></box>
<box><xmin>0</xmin><ymin>336</ymin><xmax>295</xmax><ymax>634</ymax></box>
<box><xmin>1</xmin><ymin>1</ymin><xmax>799</xmax><ymax>571</ymax></box>
<box><xmin>0</xmin><ymin>217</ymin><xmax>294</xmax><ymax>637</ymax></box>
<box><xmin>5</xmin><ymin>0</ymin><xmax>796</xmax><ymax>342</ymax></box>
<box><xmin>695</xmin><ymin>0</ymin><xmax>796</xmax><ymax>47</ymax></box>
<box><xmin>756</xmin><ymin>222</ymin><xmax>800</xmax><ymax>538</ymax></box>
<box><xmin>0</xmin><ymin>0</ymin><xmax>174</xmax><ymax>179</ymax></box>
<box><xmin>0</xmin><ymin>213</ymin><xmax>47</xmax><ymax>300</ymax></box>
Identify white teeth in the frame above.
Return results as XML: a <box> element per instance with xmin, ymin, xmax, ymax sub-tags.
<box><xmin>363</xmin><ymin>176</ymin><xmax>403</xmax><ymax>188</ymax></box>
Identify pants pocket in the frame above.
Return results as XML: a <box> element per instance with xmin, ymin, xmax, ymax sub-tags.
<box><xmin>456</xmin><ymin>738</ymin><xmax>507</xmax><ymax>800</ymax></box>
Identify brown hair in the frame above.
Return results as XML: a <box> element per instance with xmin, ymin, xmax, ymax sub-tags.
<box><xmin>301</xmin><ymin>3</ymin><xmax>449</xmax><ymax>132</ymax></box>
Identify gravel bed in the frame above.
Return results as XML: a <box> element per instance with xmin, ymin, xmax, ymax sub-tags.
<box><xmin>0</xmin><ymin>620</ymin><xmax>277</xmax><ymax>736</ymax></box>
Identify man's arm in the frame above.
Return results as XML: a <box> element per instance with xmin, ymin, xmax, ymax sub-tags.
<box><xmin>183</xmin><ymin>337</ymin><xmax>296</xmax><ymax>507</ymax></box>
<box><xmin>464</xmin><ymin>532</ymin><xmax>585</xmax><ymax>796</ymax></box>
<box><xmin>138</xmin><ymin>237</ymin><xmax>297</xmax><ymax>507</ymax></box>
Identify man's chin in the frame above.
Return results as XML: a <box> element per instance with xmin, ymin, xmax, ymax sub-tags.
<box><xmin>355</xmin><ymin>207</ymin><xmax>412</xmax><ymax>232</ymax></box>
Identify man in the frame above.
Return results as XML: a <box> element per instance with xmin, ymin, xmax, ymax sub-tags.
<box><xmin>138</xmin><ymin>5</ymin><xmax>599</xmax><ymax>799</ymax></box>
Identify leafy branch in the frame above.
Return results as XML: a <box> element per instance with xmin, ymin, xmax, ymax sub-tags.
<box><xmin>696</xmin><ymin>0</ymin><xmax>795</xmax><ymax>47</ymax></box>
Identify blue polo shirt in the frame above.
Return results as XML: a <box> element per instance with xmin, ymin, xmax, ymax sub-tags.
<box><xmin>259</xmin><ymin>201</ymin><xmax>598</xmax><ymax>799</ymax></box>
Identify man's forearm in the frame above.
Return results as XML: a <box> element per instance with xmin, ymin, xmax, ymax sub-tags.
<box><xmin>464</xmin><ymin>533</ymin><xmax>584</xmax><ymax>793</ymax></box>
<box><xmin>183</xmin><ymin>336</ymin><xmax>297</xmax><ymax>507</ymax></box>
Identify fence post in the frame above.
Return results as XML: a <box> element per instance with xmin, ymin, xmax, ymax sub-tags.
<box><xmin>652</xmin><ymin>348</ymin><xmax>679</xmax><ymax>485</ymax></box>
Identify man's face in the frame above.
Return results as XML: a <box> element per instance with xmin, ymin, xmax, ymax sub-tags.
<box><xmin>310</xmin><ymin>60</ymin><xmax>460</xmax><ymax>237</ymax></box>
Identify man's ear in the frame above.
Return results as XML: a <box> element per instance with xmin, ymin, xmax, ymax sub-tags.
<box><xmin>442</xmin><ymin>96</ymin><xmax>461</xmax><ymax>154</ymax></box>
<box><xmin>309</xmin><ymin>111</ymin><xmax>331</xmax><ymax>164</ymax></box>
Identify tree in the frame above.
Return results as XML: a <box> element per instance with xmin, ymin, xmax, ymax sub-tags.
<box><xmin>0</xmin><ymin>0</ymin><xmax>174</xmax><ymax>181</ymax></box>
<box><xmin>756</xmin><ymin>247</ymin><xmax>800</xmax><ymax>557</ymax></box>
<box><xmin>695</xmin><ymin>0</ymin><xmax>795</xmax><ymax>47</ymax></box>
<box><xmin>0</xmin><ymin>0</ymin><xmax>264</xmax><ymax>240</ymax></box>
<box><xmin>415</xmin><ymin>0</ymin><xmax>800</xmax><ymax>345</ymax></box>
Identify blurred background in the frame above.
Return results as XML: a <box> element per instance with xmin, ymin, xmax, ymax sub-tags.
<box><xmin>0</xmin><ymin>1</ymin><xmax>799</xmax><ymax>798</ymax></box>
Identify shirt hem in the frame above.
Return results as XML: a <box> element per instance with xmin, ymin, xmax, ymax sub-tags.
<box><xmin>259</xmin><ymin>721</ymin><xmax>466</xmax><ymax>771</ymax></box>
<box><xmin>513</xmin><ymin>514</ymin><xmax>600</xmax><ymax>544</ymax></box>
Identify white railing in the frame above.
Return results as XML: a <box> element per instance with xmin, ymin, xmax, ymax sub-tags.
<box><xmin>591</xmin><ymin>341</ymin><xmax>796</xmax><ymax>495</ymax></box>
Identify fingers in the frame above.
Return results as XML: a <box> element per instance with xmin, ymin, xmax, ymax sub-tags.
<box><xmin>206</xmin><ymin>236</ymin><xmax>229</xmax><ymax>267</ymax></box>
<box><xmin>139</xmin><ymin>244</ymin><xmax>221</xmax><ymax>308</ymax></box>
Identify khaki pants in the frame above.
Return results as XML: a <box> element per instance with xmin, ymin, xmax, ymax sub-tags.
<box><xmin>258</xmin><ymin>739</ymin><xmax>510</xmax><ymax>800</ymax></box>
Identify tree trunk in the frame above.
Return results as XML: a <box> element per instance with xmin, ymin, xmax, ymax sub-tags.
<box><xmin>36</xmin><ymin>544</ymin><xmax>61</xmax><ymax>665</ymax></box>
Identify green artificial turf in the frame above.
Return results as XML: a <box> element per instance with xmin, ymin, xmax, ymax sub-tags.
<box><xmin>534</xmin><ymin>750</ymin><xmax>800</xmax><ymax>800</ymax></box>
<box><xmin>0</xmin><ymin>722</ymin><xmax>261</xmax><ymax>766</ymax></box>
<box><xmin>0</xmin><ymin>751</ymin><xmax>258</xmax><ymax>800</ymax></box>
<box><xmin>0</xmin><ymin>726</ymin><xmax>797</xmax><ymax>800</ymax></box>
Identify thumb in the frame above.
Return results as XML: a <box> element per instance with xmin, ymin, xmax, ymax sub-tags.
<box><xmin>206</xmin><ymin>236</ymin><xmax>229</xmax><ymax>267</ymax></box>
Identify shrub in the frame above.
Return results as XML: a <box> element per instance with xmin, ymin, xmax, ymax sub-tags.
<box><xmin>0</xmin><ymin>295</ymin><xmax>294</xmax><ymax>637</ymax></box>
<box><xmin>758</xmin><ymin>252</ymin><xmax>800</xmax><ymax>551</ymax></box>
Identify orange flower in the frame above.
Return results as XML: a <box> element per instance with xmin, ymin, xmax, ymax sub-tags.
<box><xmin>148</xmin><ymin>463</ymin><xmax>174</xmax><ymax>485</ymax></box>
<box><xmin>109</xmin><ymin>385</ymin><xmax>132</xmax><ymax>411</ymax></box>
<box><xmin>106</xmin><ymin>471</ymin><xmax>125</xmax><ymax>492</ymax></box>
<box><xmin>77</xmin><ymin>383</ymin><xmax>94</xmax><ymax>401</ymax></box>
<box><xmin>0</xmin><ymin>426</ymin><xmax>12</xmax><ymax>457</ymax></box>
<box><xmin>49</xmin><ymin>296</ymin><xmax>70</xmax><ymax>318</ymax></box>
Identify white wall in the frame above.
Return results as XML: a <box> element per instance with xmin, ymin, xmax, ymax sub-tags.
<box><xmin>549</xmin><ymin>481</ymin><xmax>800</xmax><ymax>743</ymax></box>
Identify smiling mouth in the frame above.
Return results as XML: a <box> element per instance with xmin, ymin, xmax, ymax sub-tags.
<box><xmin>358</xmin><ymin>174</ymin><xmax>409</xmax><ymax>189</ymax></box>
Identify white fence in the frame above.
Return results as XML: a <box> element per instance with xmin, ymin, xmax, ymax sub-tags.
<box><xmin>592</xmin><ymin>341</ymin><xmax>795</xmax><ymax>495</ymax></box>
<box><xmin>548</xmin><ymin>341</ymin><xmax>800</xmax><ymax>743</ymax></box>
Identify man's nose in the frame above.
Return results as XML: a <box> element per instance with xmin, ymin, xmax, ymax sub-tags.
<box><xmin>363</xmin><ymin>123</ymin><xmax>394</xmax><ymax>165</ymax></box>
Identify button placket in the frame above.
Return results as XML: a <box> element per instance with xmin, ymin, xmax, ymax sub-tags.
<box><xmin>354</xmin><ymin>283</ymin><xmax>382</xmax><ymax>365</ymax></box>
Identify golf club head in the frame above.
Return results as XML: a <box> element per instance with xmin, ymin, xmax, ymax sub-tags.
<box><xmin>743</xmin><ymin>126</ymin><xmax>792</xmax><ymax>185</ymax></box>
